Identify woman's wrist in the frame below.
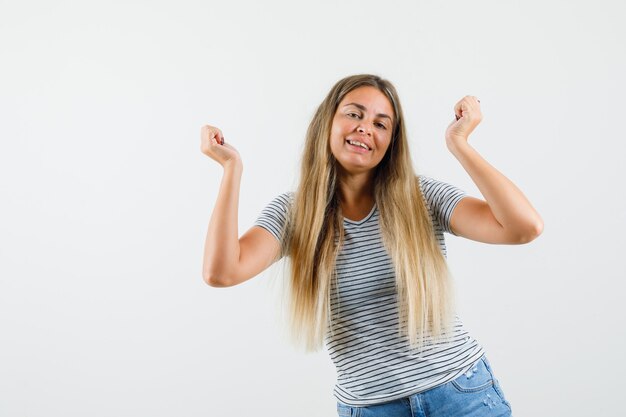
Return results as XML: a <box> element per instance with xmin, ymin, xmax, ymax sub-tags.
<box><xmin>446</xmin><ymin>137</ymin><xmax>473</xmax><ymax>157</ymax></box>
<box><xmin>222</xmin><ymin>157</ymin><xmax>243</xmax><ymax>173</ymax></box>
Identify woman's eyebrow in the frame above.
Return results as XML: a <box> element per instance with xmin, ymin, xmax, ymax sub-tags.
<box><xmin>342</xmin><ymin>102</ymin><xmax>392</xmax><ymax>120</ymax></box>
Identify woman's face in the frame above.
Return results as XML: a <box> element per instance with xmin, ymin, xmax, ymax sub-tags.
<box><xmin>329</xmin><ymin>86</ymin><xmax>395</xmax><ymax>176</ymax></box>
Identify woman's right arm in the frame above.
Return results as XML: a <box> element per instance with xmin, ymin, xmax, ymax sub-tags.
<box><xmin>200</xmin><ymin>125</ymin><xmax>280</xmax><ymax>287</ymax></box>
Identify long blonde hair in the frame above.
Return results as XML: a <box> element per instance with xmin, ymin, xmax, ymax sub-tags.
<box><xmin>279</xmin><ymin>74</ymin><xmax>456</xmax><ymax>353</ymax></box>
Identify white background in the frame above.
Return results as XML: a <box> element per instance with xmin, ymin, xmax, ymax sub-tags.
<box><xmin>1</xmin><ymin>0</ymin><xmax>624</xmax><ymax>416</ymax></box>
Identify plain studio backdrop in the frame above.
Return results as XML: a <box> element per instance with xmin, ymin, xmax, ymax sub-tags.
<box><xmin>1</xmin><ymin>0</ymin><xmax>624</xmax><ymax>416</ymax></box>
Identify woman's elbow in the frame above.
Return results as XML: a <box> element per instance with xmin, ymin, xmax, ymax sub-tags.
<box><xmin>203</xmin><ymin>272</ymin><xmax>232</xmax><ymax>288</ymax></box>
<box><xmin>518</xmin><ymin>220</ymin><xmax>544</xmax><ymax>244</ymax></box>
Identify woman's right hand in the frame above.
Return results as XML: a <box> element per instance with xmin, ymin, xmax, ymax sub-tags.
<box><xmin>200</xmin><ymin>125</ymin><xmax>242</xmax><ymax>169</ymax></box>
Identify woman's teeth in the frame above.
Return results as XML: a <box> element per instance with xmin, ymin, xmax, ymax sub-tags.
<box><xmin>347</xmin><ymin>139</ymin><xmax>369</xmax><ymax>150</ymax></box>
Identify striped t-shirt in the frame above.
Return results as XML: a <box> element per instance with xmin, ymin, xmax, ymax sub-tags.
<box><xmin>253</xmin><ymin>175</ymin><xmax>485</xmax><ymax>406</ymax></box>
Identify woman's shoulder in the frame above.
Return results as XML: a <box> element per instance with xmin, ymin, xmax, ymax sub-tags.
<box><xmin>415</xmin><ymin>174</ymin><xmax>467</xmax><ymax>203</ymax></box>
<box><xmin>416</xmin><ymin>174</ymin><xmax>438</xmax><ymax>188</ymax></box>
<box><xmin>416</xmin><ymin>173</ymin><xmax>461</xmax><ymax>189</ymax></box>
<box><xmin>263</xmin><ymin>191</ymin><xmax>295</xmax><ymax>212</ymax></box>
<box><xmin>416</xmin><ymin>173</ymin><xmax>439</xmax><ymax>182</ymax></box>
<box><xmin>278</xmin><ymin>191</ymin><xmax>296</xmax><ymax>202</ymax></box>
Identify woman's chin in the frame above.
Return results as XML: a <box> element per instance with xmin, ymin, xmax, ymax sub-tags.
<box><xmin>336</xmin><ymin>160</ymin><xmax>377</xmax><ymax>176</ymax></box>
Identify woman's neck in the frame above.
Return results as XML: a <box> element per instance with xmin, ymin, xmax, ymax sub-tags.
<box><xmin>337</xmin><ymin>171</ymin><xmax>375</xmax><ymax>209</ymax></box>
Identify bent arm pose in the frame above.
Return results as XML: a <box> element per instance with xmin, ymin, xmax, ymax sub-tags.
<box><xmin>444</xmin><ymin>96</ymin><xmax>544</xmax><ymax>244</ymax></box>
<box><xmin>200</xmin><ymin>126</ymin><xmax>280</xmax><ymax>287</ymax></box>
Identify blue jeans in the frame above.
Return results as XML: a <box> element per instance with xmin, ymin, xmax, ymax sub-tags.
<box><xmin>337</xmin><ymin>355</ymin><xmax>512</xmax><ymax>417</ymax></box>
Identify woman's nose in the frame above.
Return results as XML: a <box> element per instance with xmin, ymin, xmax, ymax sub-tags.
<box><xmin>357</xmin><ymin>124</ymin><xmax>371</xmax><ymax>135</ymax></box>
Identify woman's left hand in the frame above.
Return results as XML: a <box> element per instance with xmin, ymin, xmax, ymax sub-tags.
<box><xmin>445</xmin><ymin>95</ymin><xmax>483</xmax><ymax>149</ymax></box>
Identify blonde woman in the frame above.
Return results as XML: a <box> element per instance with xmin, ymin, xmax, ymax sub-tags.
<box><xmin>201</xmin><ymin>74</ymin><xmax>542</xmax><ymax>417</ymax></box>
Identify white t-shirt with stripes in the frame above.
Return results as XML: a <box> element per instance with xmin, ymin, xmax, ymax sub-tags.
<box><xmin>253</xmin><ymin>175</ymin><xmax>485</xmax><ymax>406</ymax></box>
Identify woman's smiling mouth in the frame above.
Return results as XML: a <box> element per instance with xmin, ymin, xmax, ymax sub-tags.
<box><xmin>345</xmin><ymin>139</ymin><xmax>371</xmax><ymax>152</ymax></box>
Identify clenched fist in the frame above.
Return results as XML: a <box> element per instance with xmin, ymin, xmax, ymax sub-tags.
<box><xmin>445</xmin><ymin>96</ymin><xmax>483</xmax><ymax>150</ymax></box>
<box><xmin>200</xmin><ymin>125</ymin><xmax>242</xmax><ymax>169</ymax></box>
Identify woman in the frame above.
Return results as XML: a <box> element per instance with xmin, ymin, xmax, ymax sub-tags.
<box><xmin>201</xmin><ymin>74</ymin><xmax>542</xmax><ymax>416</ymax></box>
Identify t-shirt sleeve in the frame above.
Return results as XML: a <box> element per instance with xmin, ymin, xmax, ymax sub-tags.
<box><xmin>418</xmin><ymin>175</ymin><xmax>468</xmax><ymax>235</ymax></box>
<box><xmin>252</xmin><ymin>191</ymin><xmax>294</xmax><ymax>258</ymax></box>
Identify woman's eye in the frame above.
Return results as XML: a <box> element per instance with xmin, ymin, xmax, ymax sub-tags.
<box><xmin>346</xmin><ymin>112</ymin><xmax>386</xmax><ymax>129</ymax></box>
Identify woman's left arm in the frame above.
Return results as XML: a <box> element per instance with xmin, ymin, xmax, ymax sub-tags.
<box><xmin>445</xmin><ymin>96</ymin><xmax>543</xmax><ymax>244</ymax></box>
